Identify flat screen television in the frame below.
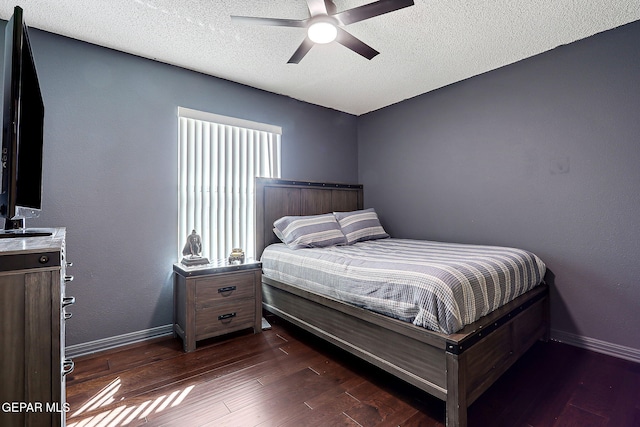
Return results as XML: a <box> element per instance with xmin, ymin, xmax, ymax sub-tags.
<box><xmin>0</xmin><ymin>6</ymin><xmax>50</xmax><ymax>237</ymax></box>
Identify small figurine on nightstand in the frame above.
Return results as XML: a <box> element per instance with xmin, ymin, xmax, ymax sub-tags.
<box><xmin>181</xmin><ymin>230</ymin><xmax>209</xmax><ymax>266</ymax></box>
<box><xmin>228</xmin><ymin>248</ymin><xmax>245</xmax><ymax>264</ymax></box>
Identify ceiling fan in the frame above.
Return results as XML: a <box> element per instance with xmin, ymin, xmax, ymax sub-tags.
<box><xmin>231</xmin><ymin>0</ymin><xmax>415</xmax><ymax>64</ymax></box>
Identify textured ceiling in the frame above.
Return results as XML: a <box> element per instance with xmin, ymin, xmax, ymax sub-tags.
<box><xmin>1</xmin><ymin>0</ymin><xmax>639</xmax><ymax>115</ymax></box>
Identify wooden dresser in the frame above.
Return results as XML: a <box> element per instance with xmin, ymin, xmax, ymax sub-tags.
<box><xmin>0</xmin><ymin>228</ymin><xmax>73</xmax><ymax>427</ymax></box>
<box><xmin>173</xmin><ymin>260</ymin><xmax>262</xmax><ymax>352</ymax></box>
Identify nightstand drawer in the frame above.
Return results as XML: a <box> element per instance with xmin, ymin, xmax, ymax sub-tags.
<box><xmin>195</xmin><ymin>298</ymin><xmax>255</xmax><ymax>338</ymax></box>
<box><xmin>195</xmin><ymin>272</ymin><xmax>255</xmax><ymax>309</ymax></box>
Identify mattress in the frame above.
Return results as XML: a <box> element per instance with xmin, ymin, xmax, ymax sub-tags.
<box><xmin>261</xmin><ymin>238</ymin><xmax>546</xmax><ymax>334</ymax></box>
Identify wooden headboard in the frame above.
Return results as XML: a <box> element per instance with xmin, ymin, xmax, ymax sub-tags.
<box><xmin>255</xmin><ymin>178</ymin><xmax>363</xmax><ymax>259</ymax></box>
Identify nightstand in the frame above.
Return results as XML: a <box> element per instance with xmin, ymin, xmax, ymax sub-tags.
<box><xmin>173</xmin><ymin>259</ymin><xmax>262</xmax><ymax>352</ymax></box>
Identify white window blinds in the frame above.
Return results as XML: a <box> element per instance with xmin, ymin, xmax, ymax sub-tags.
<box><xmin>178</xmin><ymin>107</ymin><xmax>281</xmax><ymax>261</ymax></box>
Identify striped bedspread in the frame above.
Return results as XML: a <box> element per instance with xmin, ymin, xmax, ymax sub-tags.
<box><xmin>261</xmin><ymin>239</ymin><xmax>546</xmax><ymax>334</ymax></box>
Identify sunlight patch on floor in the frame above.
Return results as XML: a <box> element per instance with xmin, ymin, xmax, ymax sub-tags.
<box><xmin>67</xmin><ymin>377</ymin><xmax>194</xmax><ymax>427</ymax></box>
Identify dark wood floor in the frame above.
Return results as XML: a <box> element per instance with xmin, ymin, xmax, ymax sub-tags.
<box><xmin>66</xmin><ymin>314</ymin><xmax>640</xmax><ymax>427</ymax></box>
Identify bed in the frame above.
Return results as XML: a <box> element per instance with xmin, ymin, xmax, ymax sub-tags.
<box><xmin>255</xmin><ymin>178</ymin><xmax>550</xmax><ymax>427</ymax></box>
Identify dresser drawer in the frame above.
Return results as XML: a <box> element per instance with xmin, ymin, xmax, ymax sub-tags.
<box><xmin>195</xmin><ymin>298</ymin><xmax>255</xmax><ymax>338</ymax></box>
<box><xmin>195</xmin><ymin>271</ymin><xmax>255</xmax><ymax>309</ymax></box>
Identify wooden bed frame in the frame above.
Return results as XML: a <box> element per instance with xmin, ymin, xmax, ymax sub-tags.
<box><xmin>255</xmin><ymin>178</ymin><xmax>549</xmax><ymax>427</ymax></box>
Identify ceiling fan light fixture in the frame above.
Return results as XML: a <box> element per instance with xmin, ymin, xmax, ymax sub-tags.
<box><xmin>231</xmin><ymin>0</ymin><xmax>416</xmax><ymax>63</ymax></box>
<box><xmin>307</xmin><ymin>19</ymin><xmax>337</xmax><ymax>44</ymax></box>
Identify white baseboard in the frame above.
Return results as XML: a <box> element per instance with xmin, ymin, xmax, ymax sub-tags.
<box><xmin>65</xmin><ymin>325</ymin><xmax>640</xmax><ymax>364</ymax></box>
<box><xmin>551</xmin><ymin>329</ymin><xmax>640</xmax><ymax>364</ymax></box>
<box><xmin>65</xmin><ymin>324</ymin><xmax>174</xmax><ymax>358</ymax></box>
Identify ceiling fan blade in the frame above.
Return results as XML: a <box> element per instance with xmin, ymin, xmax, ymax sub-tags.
<box><xmin>288</xmin><ymin>38</ymin><xmax>315</xmax><ymax>64</ymax></box>
<box><xmin>324</xmin><ymin>0</ymin><xmax>337</xmax><ymax>15</ymax></box>
<box><xmin>230</xmin><ymin>15</ymin><xmax>307</xmax><ymax>28</ymax></box>
<box><xmin>335</xmin><ymin>28</ymin><xmax>379</xmax><ymax>60</ymax></box>
<box><xmin>306</xmin><ymin>0</ymin><xmax>328</xmax><ymax>17</ymax></box>
<box><xmin>333</xmin><ymin>0</ymin><xmax>414</xmax><ymax>25</ymax></box>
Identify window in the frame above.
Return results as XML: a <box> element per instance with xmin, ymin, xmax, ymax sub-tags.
<box><xmin>178</xmin><ymin>107</ymin><xmax>281</xmax><ymax>261</ymax></box>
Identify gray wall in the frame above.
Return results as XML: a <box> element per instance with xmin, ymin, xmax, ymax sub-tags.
<box><xmin>2</xmin><ymin>26</ymin><xmax>358</xmax><ymax>346</ymax></box>
<box><xmin>3</xmin><ymin>16</ymin><xmax>638</xmax><ymax>353</ymax></box>
<box><xmin>358</xmin><ymin>21</ymin><xmax>640</xmax><ymax>351</ymax></box>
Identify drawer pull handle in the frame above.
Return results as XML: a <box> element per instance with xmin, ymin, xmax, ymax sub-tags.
<box><xmin>62</xmin><ymin>296</ymin><xmax>76</xmax><ymax>308</ymax></box>
<box><xmin>65</xmin><ymin>275</ymin><xmax>74</xmax><ymax>282</ymax></box>
<box><xmin>64</xmin><ymin>312</ymin><xmax>73</xmax><ymax>320</ymax></box>
<box><xmin>218</xmin><ymin>286</ymin><xmax>236</xmax><ymax>293</ymax></box>
<box><xmin>218</xmin><ymin>312</ymin><xmax>236</xmax><ymax>321</ymax></box>
<box><xmin>63</xmin><ymin>359</ymin><xmax>75</xmax><ymax>376</ymax></box>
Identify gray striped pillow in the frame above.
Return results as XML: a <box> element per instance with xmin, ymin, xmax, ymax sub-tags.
<box><xmin>274</xmin><ymin>214</ymin><xmax>347</xmax><ymax>249</ymax></box>
<box><xmin>334</xmin><ymin>208</ymin><xmax>389</xmax><ymax>244</ymax></box>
